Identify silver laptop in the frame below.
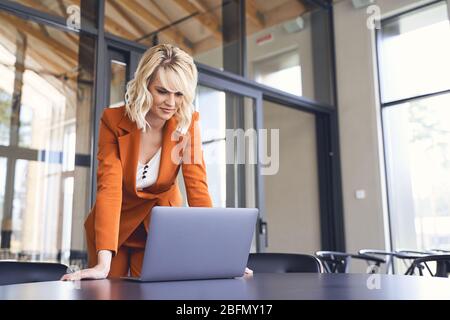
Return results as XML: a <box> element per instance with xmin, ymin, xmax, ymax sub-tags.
<box><xmin>123</xmin><ymin>206</ymin><xmax>258</xmax><ymax>282</ymax></box>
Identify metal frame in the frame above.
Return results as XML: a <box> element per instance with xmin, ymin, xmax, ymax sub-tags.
<box><xmin>0</xmin><ymin>0</ymin><xmax>346</xmax><ymax>253</ymax></box>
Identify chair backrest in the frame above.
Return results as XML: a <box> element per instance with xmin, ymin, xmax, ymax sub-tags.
<box><xmin>0</xmin><ymin>261</ymin><xmax>68</xmax><ymax>286</ymax></box>
<box><xmin>247</xmin><ymin>253</ymin><xmax>322</xmax><ymax>273</ymax></box>
<box><xmin>316</xmin><ymin>251</ymin><xmax>385</xmax><ymax>273</ymax></box>
<box><xmin>406</xmin><ymin>254</ymin><xmax>450</xmax><ymax>277</ymax></box>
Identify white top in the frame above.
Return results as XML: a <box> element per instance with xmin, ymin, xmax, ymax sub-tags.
<box><xmin>136</xmin><ymin>147</ymin><xmax>161</xmax><ymax>190</ymax></box>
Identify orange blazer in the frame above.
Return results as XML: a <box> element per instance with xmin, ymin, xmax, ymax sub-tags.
<box><xmin>84</xmin><ymin>106</ymin><xmax>212</xmax><ymax>267</ymax></box>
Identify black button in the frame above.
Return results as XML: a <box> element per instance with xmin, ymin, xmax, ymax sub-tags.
<box><xmin>143</xmin><ymin>170</ymin><xmax>147</xmax><ymax>174</ymax></box>
<box><xmin>142</xmin><ymin>175</ymin><xmax>146</xmax><ymax>179</ymax></box>
<box><xmin>144</xmin><ymin>165</ymin><xmax>149</xmax><ymax>169</ymax></box>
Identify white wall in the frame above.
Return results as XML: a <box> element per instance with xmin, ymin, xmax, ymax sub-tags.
<box><xmin>333</xmin><ymin>0</ymin><xmax>437</xmax><ymax>258</ymax></box>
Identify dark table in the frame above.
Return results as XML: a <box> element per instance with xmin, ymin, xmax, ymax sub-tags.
<box><xmin>1</xmin><ymin>273</ymin><xmax>450</xmax><ymax>300</ymax></box>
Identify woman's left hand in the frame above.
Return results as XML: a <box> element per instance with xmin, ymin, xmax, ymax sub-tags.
<box><xmin>244</xmin><ymin>267</ymin><xmax>253</xmax><ymax>277</ymax></box>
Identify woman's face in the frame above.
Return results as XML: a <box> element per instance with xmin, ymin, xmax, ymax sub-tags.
<box><xmin>148</xmin><ymin>71</ymin><xmax>184</xmax><ymax>121</ymax></box>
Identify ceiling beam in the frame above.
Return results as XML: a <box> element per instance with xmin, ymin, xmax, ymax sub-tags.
<box><xmin>173</xmin><ymin>0</ymin><xmax>222</xmax><ymax>41</ymax></box>
<box><xmin>193</xmin><ymin>34</ymin><xmax>220</xmax><ymax>56</ymax></box>
<box><xmin>108</xmin><ymin>0</ymin><xmax>147</xmax><ymax>39</ymax></box>
<box><xmin>0</xmin><ymin>22</ymin><xmax>77</xmax><ymax>97</ymax></box>
<box><xmin>264</xmin><ymin>1</ymin><xmax>307</xmax><ymax>28</ymax></box>
<box><xmin>246</xmin><ymin>0</ymin><xmax>265</xmax><ymax>28</ymax></box>
<box><xmin>104</xmin><ymin>14</ymin><xmax>139</xmax><ymax>39</ymax></box>
<box><xmin>0</xmin><ymin>13</ymin><xmax>77</xmax><ymax>66</ymax></box>
<box><xmin>117</xmin><ymin>0</ymin><xmax>192</xmax><ymax>52</ymax></box>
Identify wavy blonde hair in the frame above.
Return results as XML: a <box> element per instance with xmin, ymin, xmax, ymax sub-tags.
<box><xmin>125</xmin><ymin>44</ymin><xmax>198</xmax><ymax>133</ymax></box>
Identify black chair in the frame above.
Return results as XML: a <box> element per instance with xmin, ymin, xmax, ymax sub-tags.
<box><xmin>316</xmin><ymin>251</ymin><xmax>385</xmax><ymax>273</ymax></box>
<box><xmin>406</xmin><ymin>254</ymin><xmax>450</xmax><ymax>277</ymax></box>
<box><xmin>0</xmin><ymin>261</ymin><xmax>69</xmax><ymax>286</ymax></box>
<box><xmin>247</xmin><ymin>253</ymin><xmax>322</xmax><ymax>273</ymax></box>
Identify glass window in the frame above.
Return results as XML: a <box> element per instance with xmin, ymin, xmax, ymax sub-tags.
<box><xmin>9</xmin><ymin>1</ymin><xmax>96</xmax><ymax>29</ymax></box>
<box><xmin>110</xmin><ymin>59</ymin><xmax>127</xmax><ymax>108</ymax></box>
<box><xmin>10</xmin><ymin>0</ymin><xmax>81</xmax><ymax>18</ymax></box>
<box><xmin>379</xmin><ymin>1</ymin><xmax>450</xmax><ymax>103</ymax></box>
<box><xmin>176</xmin><ymin>86</ymin><xmax>258</xmax><ymax>214</ymax></box>
<box><xmin>247</xmin><ymin>0</ymin><xmax>334</xmax><ymax>104</ymax></box>
<box><xmin>0</xmin><ymin>11</ymin><xmax>94</xmax><ymax>261</ymax></box>
<box><xmin>383</xmin><ymin>93</ymin><xmax>450</xmax><ymax>250</ymax></box>
<box><xmin>0</xmin><ymin>157</ymin><xmax>6</xmax><ymax>227</ymax></box>
<box><xmin>105</xmin><ymin>0</ymin><xmax>224</xmax><ymax>70</ymax></box>
<box><xmin>378</xmin><ymin>0</ymin><xmax>450</xmax><ymax>254</ymax></box>
<box><xmin>254</xmin><ymin>49</ymin><xmax>302</xmax><ymax>96</ymax></box>
<box><xmin>195</xmin><ymin>86</ymin><xmax>227</xmax><ymax>208</ymax></box>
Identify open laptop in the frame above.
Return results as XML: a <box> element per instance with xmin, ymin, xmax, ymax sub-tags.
<box><xmin>123</xmin><ymin>206</ymin><xmax>258</xmax><ymax>282</ymax></box>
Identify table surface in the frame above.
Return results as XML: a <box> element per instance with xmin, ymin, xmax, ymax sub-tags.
<box><xmin>1</xmin><ymin>273</ymin><xmax>450</xmax><ymax>300</ymax></box>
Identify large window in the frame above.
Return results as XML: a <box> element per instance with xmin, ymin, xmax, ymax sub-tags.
<box><xmin>0</xmin><ymin>11</ymin><xmax>94</xmax><ymax>262</ymax></box>
<box><xmin>378</xmin><ymin>1</ymin><xmax>450</xmax><ymax>251</ymax></box>
<box><xmin>246</xmin><ymin>0</ymin><xmax>334</xmax><ymax>104</ymax></box>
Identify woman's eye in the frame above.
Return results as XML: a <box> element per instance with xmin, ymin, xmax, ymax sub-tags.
<box><xmin>175</xmin><ymin>92</ymin><xmax>183</xmax><ymax>97</ymax></box>
<box><xmin>157</xmin><ymin>89</ymin><xmax>167</xmax><ymax>94</ymax></box>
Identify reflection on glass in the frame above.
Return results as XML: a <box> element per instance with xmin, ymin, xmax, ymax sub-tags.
<box><xmin>11</xmin><ymin>160</ymin><xmax>64</xmax><ymax>259</ymax></box>
<box><xmin>0</xmin><ymin>157</ymin><xmax>6</xmax><ymax>230</ymax></box>
<box><xmin>185</xmin><ymin>86</ymin><xmax>257</xmax><ymax>212</ymax></box>
<box><xmin>10</xmin><ymin>0</ymin><xmax>81</xmax><ymax>18</ymax></box>
<box><xmin>0</xmin><ymin>44</ymin><xmax>13</xmax><ymax>146</ymax></box>
<box><xmin>254</xmin><ymin>50</ymin><xmax>302</xmax><ymax>96</ymax></box>
<box><xmin>379</xmin><ymin>1</ymin><xmax>450</xmax><ymax>103</ymax></box>
<box><xmin>110</xmin><ymin>59</ymin><xmax>127</xmax><ymax>107</ymax></box>
<box><xmin>195</xmin><ymin>86</ymin><xmax>226</xmax><ymax>208</ymax></box>
<box><xmin>247</xmin><ymin>1</ymin><xmax>331</xmax><ymax>103</ymax></box>
<box><xmin>9</xmin><ymin>0</ymin><xmax>97</xmax><ymax>29</ymax></box>
<box><xmin>0</xmin><ymin>11</ymin><xmax>93</xmax><ymax>261</ymax></box>
<box><xmin>105</xmin><ymin>0</ymin><xmax>224</xmax><ymax>70</ymax></box>
<box><xmin>383</xmin><ymin>93</ymin><xmax>450</xmax><ymax>251</ymax></box>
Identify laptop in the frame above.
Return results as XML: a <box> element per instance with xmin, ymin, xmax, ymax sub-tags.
<box><xmin>123</xmin><ymin>206</ymin><xmax>258</xmax><ymax>282</ymax></box>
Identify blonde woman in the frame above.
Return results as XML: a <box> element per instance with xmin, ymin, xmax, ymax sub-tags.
<box><xmin>61</xmin><ymin>44</ymin><xmax>215</xmax><ymax>280</ymax></box>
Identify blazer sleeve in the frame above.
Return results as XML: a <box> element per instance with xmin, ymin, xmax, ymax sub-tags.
<box><xmin>94</xmin><ymin>109</ymin><xmax>123</xmax><ymax>256</ymax></box>
<box><xmin>182</xmin><ymin>112</ymin><xmax>213</xmax><ymax>207</ymax></box>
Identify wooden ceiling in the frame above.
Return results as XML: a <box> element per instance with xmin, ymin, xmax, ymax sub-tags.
<box><xmin>104</xmin><ymin>0</ymin><xmax>313</xmax><ymax>55</ymax></box>
<box><xmin>0</xmin><ymin>0</ymin><xmax>314</xmax><ymax>92</ymax></box>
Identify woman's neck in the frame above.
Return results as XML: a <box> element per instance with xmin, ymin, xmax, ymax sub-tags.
<box><xmin>145</xmin><ymin>112</ymin><xmax>165</xmax><ymax>132</ymax></box>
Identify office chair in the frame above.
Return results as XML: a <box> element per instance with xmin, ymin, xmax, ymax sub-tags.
<box><xmin>247</xmin><ymin>253</ymin><xmax>323</xmax><ymax>273</ymax></box>
<box><xmin>359</xmin><ymin>249</ymin><xmax>432</xmax><ymax>275</ymax></box>
<box><xmin>406</xmin><ymin>254</ymin><xmax>450</xmax><ymax>277</ymax></box>
<box><xmin>315</xmin><ymin>251</ymin><xmax>385</xmax><ymax>273</ymax></box>
<box><xmin>0</xmin><ymin>261</ymin><xmax>69</xmax><ymax>286</ymax></box>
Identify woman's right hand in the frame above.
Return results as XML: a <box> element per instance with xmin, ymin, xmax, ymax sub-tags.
<box><xmin>60</xmin><ymin>249</ymin><xmax>112</xmax><ymax>281</ymax></box>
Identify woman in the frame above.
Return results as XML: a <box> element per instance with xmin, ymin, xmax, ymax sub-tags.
<box><xmin>62</xmin><ymin>44</ymin><xmax>216</xmax><ymax>280</ymax></box>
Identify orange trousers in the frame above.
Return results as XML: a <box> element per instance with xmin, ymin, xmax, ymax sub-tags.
<box><xmin>107</xmin><ymin>223</ymin><xmax>146</xmax><ymax>278</ymax></box>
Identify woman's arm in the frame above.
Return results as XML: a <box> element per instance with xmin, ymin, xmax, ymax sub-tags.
<box><xmin>61</xmin><ymin>250</ymin><xmax>112</xmax><ymax>281</ymax></box>
<box><xmin>181</xmin><ymin>112</ymin><xmax>212</xmax><ymax>207</ymax></box>
<box><xmin>62</xmin><ymin>110</ymin><xmax>122</xmax><ymax>281</ymax></box>
<box><xmin>93</xmin><ymin>110</ymin><xmax>123</xmax><ymax>255</ymax></box>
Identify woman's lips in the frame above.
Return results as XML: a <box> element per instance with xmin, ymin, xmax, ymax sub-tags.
<box><xmin>160</xmin><ymin>107</ymin><xmax>175</xmax><ymax>113</ymax></box>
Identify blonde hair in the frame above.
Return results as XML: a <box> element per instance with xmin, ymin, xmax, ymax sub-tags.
<box><xmin>125</xmin><ymin>44</ymin><xmax>198</xmax><ymax>133</ymax></box>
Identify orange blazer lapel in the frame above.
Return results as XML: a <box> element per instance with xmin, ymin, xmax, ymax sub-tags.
<box><xmin>117</xmin><ymin>113</ymin><xmax>140</xmax><ymax>197</ymax></box>
<box><xmin>117</xmin><ymin>113</ymin><xmax>182</xmax><ymax>198</ymax></box>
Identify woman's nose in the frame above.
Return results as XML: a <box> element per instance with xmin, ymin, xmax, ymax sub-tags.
<box><xmin>166</xmin><ymin>93</ymin><xmax>175</xmax><ymax>106</ymax></box>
